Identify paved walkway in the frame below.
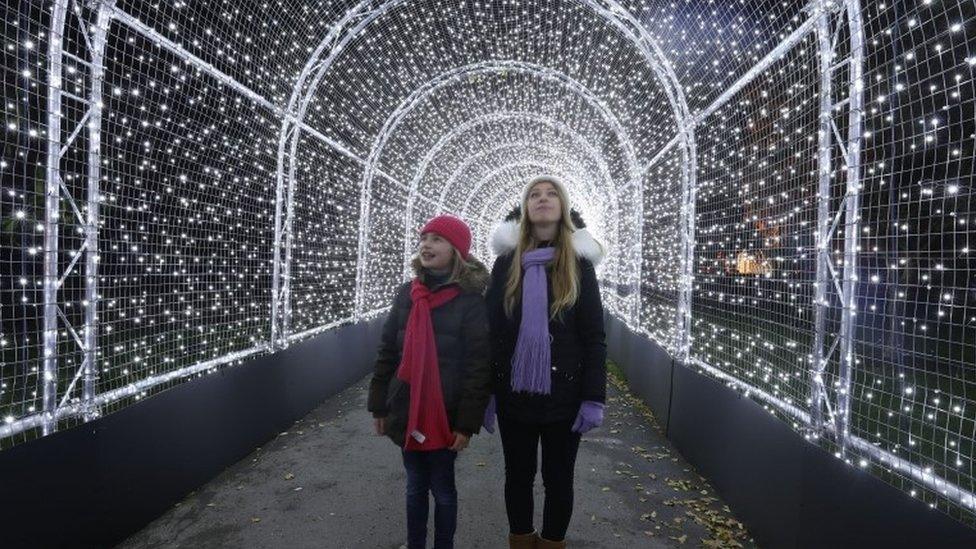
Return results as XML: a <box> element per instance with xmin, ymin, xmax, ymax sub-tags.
<box><xmin>118</xmin><ymin>367</ymin><xmax>755</xmax><ymax>548</ymax></box>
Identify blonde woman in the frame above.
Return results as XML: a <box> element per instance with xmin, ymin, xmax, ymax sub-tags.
<box><xmin>484</xmin><ymin>176</ymin><xmax>607</xmax><ymax>549</ymax></box>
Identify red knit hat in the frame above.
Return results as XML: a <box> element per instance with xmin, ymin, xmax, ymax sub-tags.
<box><xmin>421</xmin><ymin>215</ymin><xmax>472</xmax><ymax>260</ymax></box>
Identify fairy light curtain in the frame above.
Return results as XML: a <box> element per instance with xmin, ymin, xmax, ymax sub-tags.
<box><xmin>1</xmin><ymin>0</ymin><xmax>974</xmax><ymax>526</ymax></box>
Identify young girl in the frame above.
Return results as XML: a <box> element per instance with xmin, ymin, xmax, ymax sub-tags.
<box><xmin>367</xmin><ymin>214</ymin><xmax>492</xmax><ymax>549</ymax></box>
<box><xmin>484</xmin><ymin>175</ymin><xmax>607</xmax><ymax>549</ymax></box>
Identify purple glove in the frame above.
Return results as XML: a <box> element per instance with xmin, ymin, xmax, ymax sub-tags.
<box><xmin>571</xmin><ymin>401</ymin><xmax>605</xmax><ymax>434</ymax></box>
<box><xmin>483</xmin><ymin>395</ymin><xmax>496</xmax><ymax>434</ymax></box>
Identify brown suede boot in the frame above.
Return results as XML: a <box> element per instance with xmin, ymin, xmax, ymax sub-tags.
<box><xmin>508</xmin><ymin>531</ymin><xmax>540</xmax><ymax>549</ymax></box>
<box><xmin>537</xmin><ymin>536</ymin><xmax>567</xmax><ymax>549</ymax></box>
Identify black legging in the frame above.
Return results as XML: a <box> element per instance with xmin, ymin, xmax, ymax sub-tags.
<box><xmin>497</xmin><ymin>415</ymin><xmax>582</xmax><ymax>541</ymax></box>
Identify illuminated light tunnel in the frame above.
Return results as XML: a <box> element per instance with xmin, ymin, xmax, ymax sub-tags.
<box><xmin>1</xmin><ymin>0</ymin><xmax>976</xmax><ymax>546</ymax></box>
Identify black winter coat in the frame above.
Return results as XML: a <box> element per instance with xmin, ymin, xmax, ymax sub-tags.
<box><xmin>367</xmin><ymin>257</ymin><xmax>492</xmax><ymax>447</ymax></box>
<box><xmin>485</xmin><ymin>247</ymin><xmax>607</xmax><ymax>424</ymax></box>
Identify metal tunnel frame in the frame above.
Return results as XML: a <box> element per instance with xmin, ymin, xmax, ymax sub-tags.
<box><xmin>9</xmin><ymin>0</ymin><xmax>973</xmax><ymax>516</ymax></box>
<box><xmin>392</xmin><ymin>60</ymin><xmax>633</xmax><ymax>284</ymax></box>
<box><xmin>272</xmin><ymin>0</ymin><xmax>694</xmax><ymax>334</ymax></box>
<box><xmin>414</xmin><ymin>110</ymin><xmax>623</xmax><ymax>278</ymax></box>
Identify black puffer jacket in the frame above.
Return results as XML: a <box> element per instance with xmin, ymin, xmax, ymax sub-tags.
<box><xmin>367</xmin><ymin>256</ymin><xmax>492</xmax><ymax>447</ymax></box>
<box><xmin>485</xmin><ymin>220</ymin><xmax>608</xmax><ymax>424</ymax></box>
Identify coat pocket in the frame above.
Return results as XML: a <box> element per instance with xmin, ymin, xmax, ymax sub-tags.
<box><xmin>550</xmin><ymin>357</ymin><xmax>583</xmax><ymax>406</ymax></box>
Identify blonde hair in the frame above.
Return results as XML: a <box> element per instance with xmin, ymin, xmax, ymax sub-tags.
<box><xmin>446</xmin><ymin>248</ymin><xmax>469</xmax><ymax>284</ymax></box>
<box><xmin>503</xmin><ymin>179</ymin><xmax>580</xmax><ymax>320</ymax></box>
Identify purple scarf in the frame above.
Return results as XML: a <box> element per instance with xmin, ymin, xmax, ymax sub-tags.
<box><xmin>511</xmin><ymin>247</ymin><xmax>556</xmax><ymax>394</ymax></box>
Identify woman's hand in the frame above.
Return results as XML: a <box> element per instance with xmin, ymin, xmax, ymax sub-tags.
<box><xmin>571</xmin><ymin>401</ymin><xmax>605</xmax><ymax>434</ymax></box>
<box><xmin>374</xmin><ymin>417</ymin><xmax>386</xmax><ymax>435</ymax></box>
<box><xmin>449</xmin><ymin>432</ymin><xmax>470</xmax><ymax>451</ymax></box>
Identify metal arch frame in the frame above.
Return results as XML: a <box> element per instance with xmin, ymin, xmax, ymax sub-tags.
<box><xmin>270</xmin><ymin>0</ymin><xmax>443</xmax><ymax>348</ymax></box>
<box><xmin>40</xmin><ymin>0</ymin><xmax>116</xmax><ymax>436</ymax></box>
<box><xmin>471</xmin><ymin>167</ymin><xmax>607</xmax><ymax>245</ymax></box>
<box><xmin>390</xmin><ymin>59</ymin><xmax>640</xmax><ymax>267</ymax></box>
<box><xmin>271</xmin><ymin>1</ymin><xmax>383</xmax><ymax>349</ymax></box>
<box><xmin>356</xmin><ymin>61</ymin><xmax>640</xmax><ymax>319</ymax></box>
<box><xmin>457</xmin><ymin>162</ymin><xmax>585</xmax><ymax>220</ymax></box>
<box><xmin>662</xmin><ymin>0</ymin><xmax>971</xmax><ymax>511</ymax></box>
<box><xmin>13</xmin><ymin>0</ymin><xmax>975</xmax><ymax>520</ymax></box>
<box><xmin>811</xmin><ymin>1</ymin><xmax>840</xmax><ymax>438</ymax></box>
<box><xmin>81</xmin><ymin>1</ymin><xmax>113</xmax><ymax>420</ymax></box>
<box><xmin>585</xmin><ymin>0</ymin><xmax>696</xmax><ymax>330</ymax></box>
<box><xmin>410</xmin><ymin>113</ymin><xmax>622</xmax><ymax>270</ymax></box>
<box><xmin>106</xmin><ymin>5</ymin><xmax>379</xmax><ymax>354</ymax></box>
<box><xmin>640</xmin><ymin>2</ymin><xmax>835</xmax><ymax>369</ymax></box>
<box><xmin>457</xmin><ymin>163</ymin><xmax>613</xmax><ymax>256</ymax></box>
<box><xmin>449</xmin><ymin>145</ymin><xmax>604</xmax><ymax>221</ymax></box>
<box><xmin>414</xmin><ymin>111</ymin><xmax>623</xmax><ymax>287</ymax></box>
<box><xmin>803</xmin><ymin>0</ymin><xmax>866</xmax><ymax>458</ymax></box>
<box><xmin>431</xmin><ymin>140</ymin><xmax>601</xmax><ymax>216</ymax></box>
<box><xmin>650</xmin><ymin>5</ymin><xmax>843</xmax><ymax>374</ymax></box>
<box><xmin>14</xmin><ymin>0</ymin><xmax>345</xmax><ymax>440</ymax></box>
<box><xmin>41</xmin><ymin>0</ymin><xmax>70</xmax><ymax>438</ymax></box>
<box><xmin>835</xmin><ymin>0</ymin><xmax>866</xmax><ymax>459</ymax></box>
<box><xmin>266</xmin><ymin>0</ymin><xmax>697</xmax><ymax>330</ymax></box>
<box><xmin>7</xmin><ymin>0</ymin><xmax>295</xmax><ymax>441</ymax></box>
<box><xmin>435</xmin><ymin>140</ymin><xmax>601</xmax><ymax>193</ymax></box>
<box><xmin>272</xmin><ymin>0</ymin><xmax>419</xmax><ymax>340</ymax></box>
<box><xmin>468</xmin><ymin>169</ymin><xmax>596</xmax><ymax>260</ymax></box>
<box><xmin>404</xmin><ymin>124</ymin><xmax>619</xmax><ymax>278</ymax></box>
<box><xmin>427</xmin><ymin>113</ymin><xmax>619</xmax><ymax>215</ymax></box>
<box><xmin>444</xmin><ymin>142</ymin><xmax>616</xmax><ymax>265</ymax></box>
<box><xmin>286</xmin><ymin>0</ymin><xmax>697</xmax><ymax>325</ymax></box>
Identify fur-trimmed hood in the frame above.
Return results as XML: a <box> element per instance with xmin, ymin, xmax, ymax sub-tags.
<box><xmin>489</xmin><ymin>206</ymin><xmax>605</xmax><ymax>266</ymax></box>
<box><xmin>410</xmin><ymin>255</ymin><xmax>490</xmax><ymax>294</ymax></box>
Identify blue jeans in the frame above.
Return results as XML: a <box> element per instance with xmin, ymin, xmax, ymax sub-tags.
<box><xmin>402</xmin><ymin>449</ymin><xmax>458</xmax><ymax>549</ymax></box>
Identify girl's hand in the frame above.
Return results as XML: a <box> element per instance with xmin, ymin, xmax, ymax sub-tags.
<box><xmin>449</xmin><ymin>432</ymin><xmax>470</xmax><ymax>452</ymax></box>
<box><xmin>374</xmin><ymin>417</ymin><xmax>386</xmax><ymax>435</ymax></box>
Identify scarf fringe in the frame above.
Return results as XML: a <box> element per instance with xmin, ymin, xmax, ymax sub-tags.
<box><xmin>510</xmin><ymin>248</ymin><xmax>556</xmax><ymax>395</ymax></box>
<box><xmin>510</xmin><ymin>328</ymin><xmax>552</xmax><ymax>395</ymax></box>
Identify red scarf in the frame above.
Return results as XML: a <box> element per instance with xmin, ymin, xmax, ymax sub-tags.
<box><xmin>397</xmin><ymin>278</ymin><xmax>461</xmax><ymax>451</ymax></box>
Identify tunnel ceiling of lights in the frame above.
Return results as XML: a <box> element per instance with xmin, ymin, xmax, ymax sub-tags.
<box><xmin>2</xmin><ymin>0</ymin><xmax>975</xmax><ymax>527</ymax></box>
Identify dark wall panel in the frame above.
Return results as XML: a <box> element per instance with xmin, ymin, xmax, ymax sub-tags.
<box><xmin>0</xmin><ymin>318</ymin><xmax>384</xmax><ymax>549</ymax></box>
<box><xmin>606</xmin><ymin>314</ymin><xmax>976</xmax><ymax>548</ymax></box>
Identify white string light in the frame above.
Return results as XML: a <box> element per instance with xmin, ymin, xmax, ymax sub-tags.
<box><xmin>0</xmin><ymin>0</ymin><xmax>973</xmax><ymax>526</ymax></box>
